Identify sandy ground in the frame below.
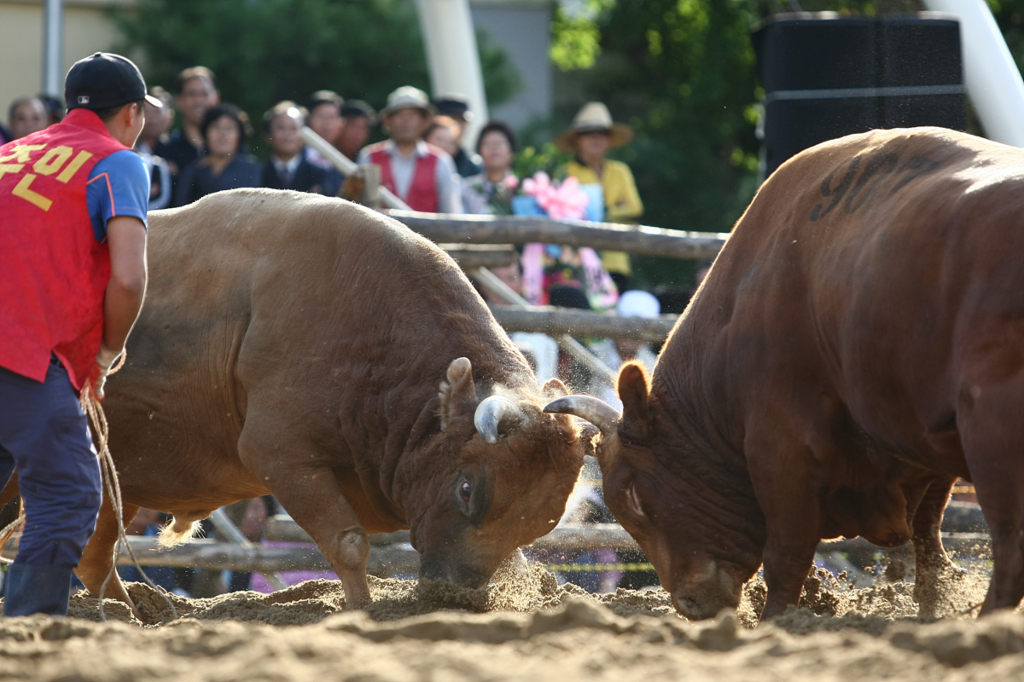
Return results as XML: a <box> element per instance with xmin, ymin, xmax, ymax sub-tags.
<box><xmin>1</xmin><ymin>558</ymin><xmax>1022</xmax><ymax>682</ymax></box>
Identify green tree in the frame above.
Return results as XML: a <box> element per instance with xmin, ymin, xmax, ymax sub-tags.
<box><xmin>550</xmin><ymin>0</ymin><xmax>1024</xmax><ymax>287</ymax></box>
<box><xmin>547</xmin><ymin>1</ymin><xmax>764</xmax><ymax>287</ymax></box>
<box><xmin>112</xmin><ymin>0</ymin><xmax>519</xmax><ymax>155</ymax></box>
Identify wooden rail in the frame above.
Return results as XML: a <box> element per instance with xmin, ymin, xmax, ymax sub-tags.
<box><xmin>389</xmin><ymin>211</ymin><xmax>730</xmax><ymax>261</ymax></box>
<box><xmin>490</xmin><ymin>305</ymin><xmax>678</xmax><ymax>342</ymax></box>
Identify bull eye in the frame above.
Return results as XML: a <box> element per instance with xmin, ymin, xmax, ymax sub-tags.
<box><xmin>459</xmin><ymin>479</ymin><xmax>472</xmax><ymax>503</ymax></box>
<box><xmin>625</xmin><ymin>481</ymin><xmax>644</xmax><ymax>517</ymax></box>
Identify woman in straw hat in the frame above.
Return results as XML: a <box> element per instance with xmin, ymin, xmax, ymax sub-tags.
<box><xmin>556</xmin><ymin>102</ymin><xmax>643</xmax><ymax>284</ymax></box>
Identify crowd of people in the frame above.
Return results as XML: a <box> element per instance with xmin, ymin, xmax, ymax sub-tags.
<box><xmin>1</xmin><ymin>61</ymin><xmax>699</xmax><ymax>601</ymax></box>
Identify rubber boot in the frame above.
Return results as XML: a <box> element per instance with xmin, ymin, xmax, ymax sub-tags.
<box><xmin>2</xmin><ymin>563</ymin><xmax>74</xmax><ymax>616</ymax></box>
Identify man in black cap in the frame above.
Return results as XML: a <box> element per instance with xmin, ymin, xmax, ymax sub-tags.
<box><xmin>435</xmin><ymin>93</ymin><xmax>482</xmax><ymax>178</ymax></box>
<box><xmin>0</xmin><ymin>52</ymin><xmax>157</xmax><ymax>616</ymax></box>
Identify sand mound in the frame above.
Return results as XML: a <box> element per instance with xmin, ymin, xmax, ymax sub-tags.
<box><xmin>2</xmin><ymin>559</ymin><xmax>1021</xmax><ymax>682</ymax></box>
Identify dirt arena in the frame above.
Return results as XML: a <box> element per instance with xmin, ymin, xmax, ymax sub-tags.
<box><xmin>1</xmin><ymin>555</ymin><xmax>1022</xmax><ymax>682</ymax></box>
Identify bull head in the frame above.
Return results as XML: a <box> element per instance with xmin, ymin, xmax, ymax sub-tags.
<box><xmin>544</xmin><ymin>362</ymin><xmax>754</xmax><ymax>621</ymax></box>
<box><xmin>412</xmin><ymin>357</ymin><xmax>585</xmax><ymax>590</ymax></box>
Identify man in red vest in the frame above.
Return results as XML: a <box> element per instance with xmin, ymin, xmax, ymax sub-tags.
<box><xmin>357</xmin><ymin>86</ymin><xmax>462</xmax><ymax>213</ymax></box>
<box><xmin>0</xmin><ymin>53</ymin><xmax>158</xmax><ymax>616</ymax></box>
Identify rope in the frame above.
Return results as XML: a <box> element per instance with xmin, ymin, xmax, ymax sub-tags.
<box><xmin>545</xmin><ymin>562</ymin><xmax>655</xmax><ymax>573</ymax></box>
<box><xmin>78</xmin><ymin>350</ymin><xmax>177</xmax><ymax>622</ymax></box>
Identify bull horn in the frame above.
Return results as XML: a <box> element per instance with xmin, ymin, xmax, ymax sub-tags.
<box><xmin>543</xmin><ymin>395</ymin><xmax>620</xmax><ymax>439</ymax></box>
<box><xmin>474</xmin><ymin>395</ymin><xmax>523</xmax><ymax>444</ymax></box>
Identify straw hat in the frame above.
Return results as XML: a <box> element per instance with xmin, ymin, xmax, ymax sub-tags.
<box><xmin>554</xmin><ymin>102</ymin><xmax>634</xmax><ymax>153</ymax></box>
<box><xmin>381</xmin><ymin>85</ymin><xmax>434</xmax><ymax>117</ymax></box>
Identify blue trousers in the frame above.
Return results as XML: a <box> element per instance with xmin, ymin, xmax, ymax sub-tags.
<box><xmin>0</xmin><ymin>356</ymin><xmax>102</xmax><ymax>567</ymax></box>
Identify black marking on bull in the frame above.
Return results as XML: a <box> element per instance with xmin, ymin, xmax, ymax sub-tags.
<box><xmin>889</xmin><ymin>155</ymin><xmax>942</xmax><ymax>194</ymax></box>
<box><xmin>810</xmin><ymin>156</ymin><xmax>861</xmax><ymax>222</ymax></box>
<box><xmin>810</xmin><ymin>153</ymin><xmax>942</xmax><ymax>222</ymax></box>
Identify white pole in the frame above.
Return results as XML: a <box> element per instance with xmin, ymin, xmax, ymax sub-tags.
<box><xmin>414</xmin><ymin>0</ymin><xmax>489</xmax><ymax>148</ymax></box>
<box><xmin>922</xmin><ymin>0</ymin><xmax>1024</xmax><ymax>147</ymax></box>
<box><xmin>43</xmin><ymin>0</ymin><xmax>64</xmax><ymax>97</ymax></box>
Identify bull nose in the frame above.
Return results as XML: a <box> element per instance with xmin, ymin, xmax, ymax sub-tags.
<box><xmin>673</xmin><ymin>587</ymin><xmax>735</xmax><ymax>621</ymax></box>
<box><xmin>676</xmin><ymin>595</ymin><xmax>702</xmax><ymax>619</ymax></box>
<box><xmin>675</xmin><ymin>593</ymin><xmax>716</xmax><ymax>621</ymax></box>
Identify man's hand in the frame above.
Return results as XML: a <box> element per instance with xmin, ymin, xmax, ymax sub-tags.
<box><xmin>94</xmin><ymin>342</ymin><xmax>122</xmax><ymax>399</ymax></box>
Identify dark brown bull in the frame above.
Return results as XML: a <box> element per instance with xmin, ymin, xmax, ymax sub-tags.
<box><xmin>548</xmin><ymin>127</ymin><xmax>1024</xmax><ymax>621</ymax></box>
<box><xmin>2</xmin><ymin>189</ymin><xmax>585</xmax><ymax>617</ymax></box>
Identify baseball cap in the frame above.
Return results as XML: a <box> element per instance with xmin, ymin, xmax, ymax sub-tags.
<box><xmin>65</xmin><ymin>52</ymin><xmax>162</xmax><ymax>111</ymax></box>
<box><xmin>382</xmin><ymin>86</ymin><xmax>433</xmax><ymax>116</ymax></box>
<box><xmin>435</xmin><ymin>93</ymin><xmax>472</xmax><ymax>122</ymax></box>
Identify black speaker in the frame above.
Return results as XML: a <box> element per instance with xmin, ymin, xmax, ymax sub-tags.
<box><xmin>753</xmin><ymin>13</ymin><xmax>966</xmax><ymax>176</ymax></box>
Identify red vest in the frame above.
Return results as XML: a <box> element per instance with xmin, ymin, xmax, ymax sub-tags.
<box><xmin>0</xmin><ymin>109</ymin><xmax>129</xmax><ymax>390</ymax></box>
<box><xmin>367</xmin><ymin>142</ymin><xmax>440</xmax><ymax>212</ymax></box>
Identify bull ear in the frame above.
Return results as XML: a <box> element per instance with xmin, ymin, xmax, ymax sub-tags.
<box><xmin>439</xmin><ymin>357</ymin><xmax>478</xmax><ymax>430</ymax></box>
<box><xmin>542</xmin><ymin>377</ymin><xmax>569</xmax><ymax>399</ymax></box>
<box><xmin>618</xmin><ymin>362</ymin><xmax>650</xmax><ymax>440</ymax></box>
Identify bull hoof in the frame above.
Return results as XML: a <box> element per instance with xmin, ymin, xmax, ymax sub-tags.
<box><xmin>343</xmin><ymin>591</ymin><xmax>372</xmax><ymax>611</ymax></box>
<box><xmin>915</xmin><ymin>563</ymin><xmax>967</xmax><ymax>620</ymax></box>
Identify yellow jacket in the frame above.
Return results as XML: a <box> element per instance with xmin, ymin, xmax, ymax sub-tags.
<box><xmin>566</xmin><ymin>159</ymin><xmax>644</xmax><ymax>223</ymax></box>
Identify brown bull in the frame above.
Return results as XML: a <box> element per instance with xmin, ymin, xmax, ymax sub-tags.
<box><xmin>548</xmin><ymin>127</ymin><xmax>1024</xmax><ymax>621</ymax></box>
<box><xmin>2</xmin><ymin>189</ymin><xmax>585</xmax><ymax>616</ymax></box>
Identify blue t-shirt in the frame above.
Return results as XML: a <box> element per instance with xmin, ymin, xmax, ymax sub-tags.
<box><xmin>86</xmin><ymin>149</ymin><xmax>150</xmax><ymax>242</ymax></box>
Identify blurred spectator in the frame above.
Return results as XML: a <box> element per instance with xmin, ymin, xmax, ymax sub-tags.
<box><xmin>423</xmin><ymin>116</ymin><xmax>459</xmax><ymax>158</ymax></box>
<box><xmin>36</xmin><ymin>94</ymin><xmax>65</xmax><ymax>125</ymax></box>
<box><xmin>475</xmin><ymin>258</ymin><xmax>559</xmax><ymax>383</ymax></box>
<box><xmin>223</xmin><ymin>497</ymin><xmax>273</xmax><ymax>592</ymax></box>
<box><xmin>303</xmin><ymin>90</ymin><xmax>346</xmax><ymax>195</ymax></box>
<box><xmin>521</xmin><ymin>243</ymin><xmax>618</xmax><ymax>311</ymax></box>
<box><xmin>357</xmin><ymin>86</ymin><xmax>462</xmax><ymax>213</ymax></box>
<box><xmin>435</xmin><ymin>93</ymin><xmax>482</xmax><ymax>178</ymax></box>
<box><xmin>260</xmin><ymin>101</ymin><xmax>332</xmax><ymax>194</ymax></box>
<box><xmin>7</xmin><ymin>97</ymin><xmax>48</xmax><ymax>140</ymax></box>
<box><xmin>462</xmin><ymin>120</ymin><xmax>518</xmax><ymax>215</ymax></box>
<box><xmin>173</xmin><ymin>104</ymin><xmax>260</xmax><ymax>207</ymax></box>
<box><xmin>520</xmin><ymin>244</ymin><xmax>618</xmax><ymax>387</ymax></box>
<box><xmin>589</xmin><ymin>290</ymin><xmax>660</xmax><ymax>408</ymax></box>
<box><xmin>136</xmin><ymin>86</ymin><xmax>174</xmax><ymax>155</ymax></box>
<box><xmin>557</xmin><ymin>102</ymin><xmax>643</xmax><ymax>291</ymax></box>
<box><xmin>307</xmin><ymin>90</ymin><xmax>344</xmax><ymax>148</ymax></box>
<box><xmin>118</xmin><ymin>509</ymin><xmax>184</xmax><ymax>595</ymax></box>
<box><xmin>156</xmin><ymin>66</ymin><xmax>220</xmax><ymax>177</ymax></box>
<box><xmin>136</xmin><ymin>87</ymin><xmax>175</xmax><ymax>210</ymax></box>
<box><xmin>548</xmin><ymin>286</ymin><xmax>598</xmax><ymax>389</ymax></box>
<box><xmin>338</xmin><ymin>99</ymin><xmax>376</xmax><ymax>161</ymax></box>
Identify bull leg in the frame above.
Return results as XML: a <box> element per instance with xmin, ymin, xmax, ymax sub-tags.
<box><xmin>237</xmin><ymin>422</ymin><xmax>371</xmax><ymax>609</ymax></box>
<box><xmin>911</xmin><ymin>475</ymin><xmax>961</xmax><ymax>619</ymax></box>
<box><xmin>759</xmin><ymin>514</ymin><xmax>821</xmax><ymax>620</ymax></box>
<box><xmin>75</xmin><ymin>498</ymin><xmax>142</xmax><ymax>620</ymax></box>
<box><xmin>958</xmin><ymin>372</ymin><xmax>1024</xmax><ymax>616</ymax></box>
<box><xmin>746</xmin><ymin>428</ymin><xmax>823</xmax><ymax>621</ymax></box>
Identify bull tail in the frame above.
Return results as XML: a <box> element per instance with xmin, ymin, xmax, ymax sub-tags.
<box><xmin>157</xmin><ymin>516</ymin><xmax>203</xmax><ymax>548</ymax></box>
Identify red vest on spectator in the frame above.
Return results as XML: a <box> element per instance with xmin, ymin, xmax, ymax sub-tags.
<box><xmin>0</xmin><ymin>109</ymin><xmax>129</xmax><ymax>390</ymax></box>
<box><xmin>367</xmin><ymin>142</ymin><xmax>439</xmax><ymax>212</ymax></box>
